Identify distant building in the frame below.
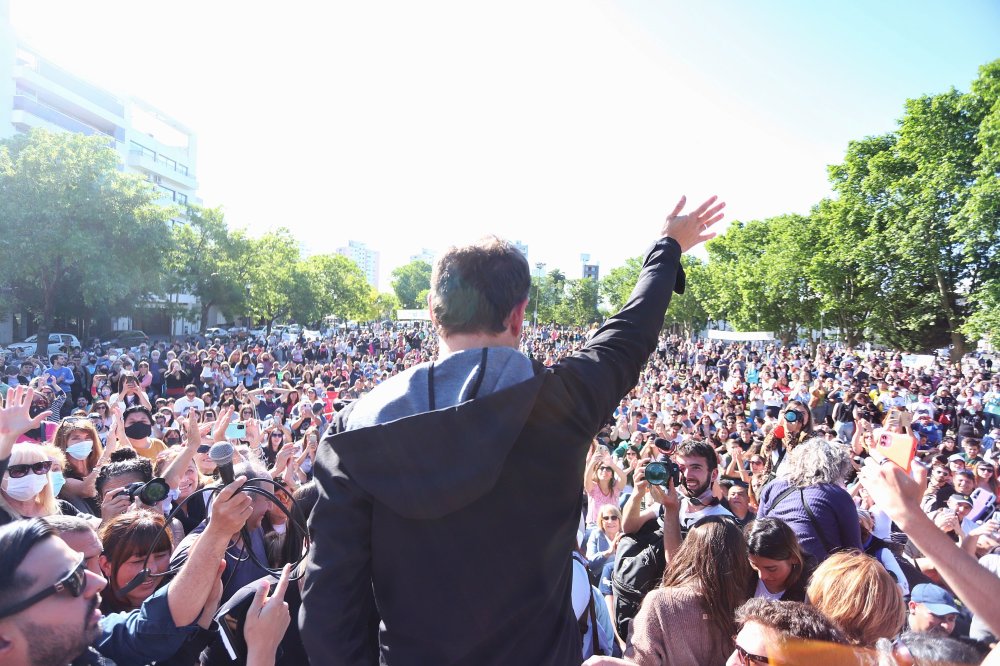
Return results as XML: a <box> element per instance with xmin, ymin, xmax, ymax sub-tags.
<box><xmin>337</xmin><ymin>241</ymin><xmax>380</xmax><ymax>289</ymax></box>
<box><xmin>409</xmin><ymin>248</ymin><xmax>437</xmax><ymax>265</ymax></box>
<box><xmin>513</xmin><ymin>240</ymin><xmax>529</xmax><ymax>260</ymax></box>
<box><xmin>581</xmin><ymin>253</ymin><xmax>599</xmax><ymax>281</ymax></box>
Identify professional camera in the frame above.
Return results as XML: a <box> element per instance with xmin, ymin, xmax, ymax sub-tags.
<box><xmin>644</xmin><ymin>461</ymin><xmax>681</xmax><ymax>487</ymax></box>
<box><xmin>114</xmin><ymin>477</ymin><xmax>171</xmax><ymax>506</ymax></box>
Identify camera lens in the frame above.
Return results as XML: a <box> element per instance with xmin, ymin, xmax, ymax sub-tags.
<box><xmin>645</xmin><ymin>462</ymin><xmax>669</xmax><ymax>486</ymax></box>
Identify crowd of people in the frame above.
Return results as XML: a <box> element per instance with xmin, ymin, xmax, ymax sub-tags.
<box><xmin>2</xmin><ymin>262</ymin><xmax>1000</xmax><ymax>662</ymax></box>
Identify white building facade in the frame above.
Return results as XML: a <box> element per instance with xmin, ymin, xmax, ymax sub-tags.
<box><xmin>337</xmin><ymin>241</ymin><xmax>380</xmax><ymax>290</ymax></box>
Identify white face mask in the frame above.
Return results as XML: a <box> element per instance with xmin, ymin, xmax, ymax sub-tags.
<box><xmin>66</xmin><ymin>441</ymin><xmax>94</xmax><ymax>461</ymax></box>
<box><xmin>3</xmin><ymin>473</ymin><xmax>49</xmax><ymax>501</ymax></box>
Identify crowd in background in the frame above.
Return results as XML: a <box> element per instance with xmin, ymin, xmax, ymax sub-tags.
<box><xmin>2</xmin><ymin>322</ymin><xmax>1000</xmax><ymax>665</ymax></box>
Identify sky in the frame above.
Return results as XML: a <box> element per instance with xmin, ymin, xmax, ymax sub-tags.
<box><xmin>8</xmin><ymin>1</ymin><xmax>1000</xmax><ymax>289</ymax></box>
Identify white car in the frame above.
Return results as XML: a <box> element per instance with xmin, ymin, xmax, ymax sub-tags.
<box><xmin>7</xmin><ymin>333</ymin><xmax>82</xmax><ymax>356</ymax></box>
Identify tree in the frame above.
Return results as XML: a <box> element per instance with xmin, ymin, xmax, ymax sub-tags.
<box><xmin>167</xmin><ymin>205</ymin><xmax>253</xmax><ymax>331</ymax></box>
<box><xmin>704</xmin><ymin>215</ymin><xmax>818</xmax><ymax>344</ymax></box>
<box><xmin>0</xmin><ymin>129</ymin><xmax>173</xmax><ymax>355</ymax></box>
<box><xmin>245</xmin><ymin>229</ymin><xmax>299</xmax><ymax>332</ymax></box>
<box><xmin>663</xmin><ymin>256</ymin><xmax>710</xmax><ymax>338</ymax></box>
<box><xmin>600</xmin><ymin>257</ymin><xmax>643</xmax><ymax>312</ymax></box>
<box><xmin>554</xmin><ymin>278</ymin><xmax>601</xmax><ymax>326</ymax></box>
<box><xmin>391</xmin><ymin>260</ymin><xmax>432</xmax><ymax>308</ymax></box>
<box><xmin>368</xmin><ymin>292</ymin><xmax>402</xmax><ymax>322</ymax></box>
<box><xmin>294</xmin><ymin>254</ymin><xmax>373</xmax><ymax>323</ymax></box>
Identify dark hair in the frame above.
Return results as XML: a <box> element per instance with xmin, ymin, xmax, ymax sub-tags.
<box><xmin>0</xmin><ymin>519</ymin><xmax>56</xmax><ymax>611</ymax></box>
<box><xmin>745</xmin><ymin>518</ymin><xmax>806</xmax><ymax>591</ymax></box>
<box><xmin>675</xmin><ymin>439</ymin><xmax>719</xmax><ymax>473</ymax></box>
<box><xmin>884</xmin><ymin>631</ymin><xmax>984</xmax><ymax>665</ymax></box>
<box><xmin>430</xmin><ymin>236</ymin><xmax>531</xmax><ymax>336</ymax></box>
<box><xmin>735</xmin><ymin>597</ymin><xmax>848</xmax><ymax>645</ymax></box>
<box><xmin>660</xmin><ymin>516</ymin><xmax>750</xmax><ymax>640</ymax></box>
<box><xmin>98</xmin><ymin>510</ymin><xmax>172</xmax><ymax>611</ymax></box>
<box><xmin>122</xmin><ymin>404</ymin><xmax>153</xmax><ymax>425</ymax></box>
<box><xmin>95</xmin><ymin>457</ymin><xmax>153</xmax><ymax>497</ymax></box>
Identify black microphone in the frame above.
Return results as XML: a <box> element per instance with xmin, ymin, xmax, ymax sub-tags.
<box><xmin>209</xmin><ymin>441</ymin><xmax>236</xmax><ymax>485</ymax></box>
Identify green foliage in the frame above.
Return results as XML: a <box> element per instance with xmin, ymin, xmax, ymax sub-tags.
<box><xmin>600</xmin><ymin>257</ymin><xmax>643</xmax><ymax>312</ymax></box>
<box><xmin>553</xmin><ymin>278</ymin><xmax>601</xmax><ymax>327</ymax></box>
<box><xmin>167</xmin><ymin>205</ymin><xmax>253</xmax><ymax>330</ymax></box>
<box><xmin>0</xmin><ymin>129</ymin><xmax>173</xmax><ymax>353</ymax></box>
<box><xmin>245</xmin><ymin>229</ymin><xmax>299</xmax><ymax>331</ymax></box>
<box><xmin>391</xmin><ymin>260</ymin><xmax>432</xmax><ymax>308</ymax></box>
<box><xmin>295</xmin><ymin>254</ymin><xmax>373</xmax><ymax>322</ymax></box>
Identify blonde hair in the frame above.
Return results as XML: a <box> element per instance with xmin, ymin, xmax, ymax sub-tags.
<box><xmin>806</xmin><ymin>551</ymin><xmax>905</xmax><ymax>647</ymax></box>
<box><xmin>52</xmin><ymin>418</ymin><xmax>104</xmax><ymax>477</ymax></box>
<box><xmin>4</xmin><ymin>443</ymin><xmax>60</xmax><ymax>517</ymax></box>
<box><xmin>41</xmin><ymin>443</ymin><xmax>67</xmax><ymax>471</ymax></box>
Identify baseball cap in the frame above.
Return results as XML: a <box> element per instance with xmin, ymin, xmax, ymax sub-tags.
<box><xmin>910</xmin><ymin>584</ymin><xmax>959</xmax><ymax>616</ymax></box>
<box><xmin>948</xmin><ymin>453</ymin><xmax>965</xmax><ymax>462</ymax></box>
<box><xmin>949</xmin><ymin>493</ymin><xmax>973</xmax><ymax>507</ymax></box>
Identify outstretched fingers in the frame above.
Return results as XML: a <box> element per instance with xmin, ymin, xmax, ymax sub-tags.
<box><xmin>667</xmin><ymin>196</ymin><xmax>687</xmax><ymax>219</ymax></box>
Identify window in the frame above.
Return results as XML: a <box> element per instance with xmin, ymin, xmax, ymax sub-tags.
<box><xmin>177</xmin><ymin>193</ymin><xmax>188</xmax><ymax>205</ymax></box>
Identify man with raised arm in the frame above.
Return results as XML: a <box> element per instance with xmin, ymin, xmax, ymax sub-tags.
<box><xmin>301</xmin><ymin>195</ymin><xmax>726</xmax><ymax>665</ymax></box>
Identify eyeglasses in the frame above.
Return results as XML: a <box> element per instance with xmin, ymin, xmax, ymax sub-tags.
<box><xmin>7</xmin><ymin>461</ymin><xmax>53</xmax><ymax>478</ymax></box>
<box><xmin>0</xmin><ymin>556</ymin><xmax>87</xmax><ymax>620</ymax></box>
<box><xmin>601</xmin><ymin>516</ymin><xmax>619</xmax><ymax>521</ymax></box>
<box><xmin>732</xmin><ymin>641</ymin><xmax>769</xmax><ymax>665</ymax></box>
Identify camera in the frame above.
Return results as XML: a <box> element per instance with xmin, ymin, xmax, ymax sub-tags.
<box><xmin>644</xmin><ymin>461</ymin><xmax>681</xmax><ymax>487</ymax></box>
<box><xmin>114</xmin><ymin>478</ymin><xmax>170</xmax><ymax>506</ymax></box>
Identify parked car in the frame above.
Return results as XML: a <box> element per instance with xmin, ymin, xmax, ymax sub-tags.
<box><xmin>7</xmin><ymin>333</ymin><xmax>83</xmax><ymax>357</ymax></box>
<box><xmin>204</xmin><ymin>327</ymin><xmax>231</xmax><ymax>342</ymax></box>
<box><xmin>99</xmin><ymin>330</ymin><xmax>150</xmax><ymax>352</ymax></box>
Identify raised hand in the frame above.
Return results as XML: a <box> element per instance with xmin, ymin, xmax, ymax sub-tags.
<box><xmin>660</xmin><ymin>195</ymin><xmax>727</xmax><ymax>253</ymax></box>
<box><xmin>0</xmin><ymin>386</ymin><xmax>51</xmax><ymax>456</ymax></box>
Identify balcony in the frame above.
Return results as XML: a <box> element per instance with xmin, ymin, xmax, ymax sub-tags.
<box><xmin>127</xmin><ymin>150</ymin><xmax>198</xmax><ymax>190</ymax></box>
<box><xmin>11</xmin><ymin>95</ymin><xmax>122</xmax><ymax>142</ymax></box>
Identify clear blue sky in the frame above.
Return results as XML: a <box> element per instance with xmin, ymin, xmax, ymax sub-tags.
<box><xmin>9</xmin><ymin>1</ymin><xmax>1000</xmax><ymax>286</ymax></box>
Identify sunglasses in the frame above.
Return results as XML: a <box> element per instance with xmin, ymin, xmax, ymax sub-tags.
<box><xmin>733</xmin><ymin>641</ymin><xmax>769</xmax><ymax>665</ymax></box>
<box><xmin>7</xmin><ymin>461</ymin><xmax>53</xmax><ymax>478</ymax></box>
<box><xmin>0</xmin><ymin>556</ymin><xmax>87</xmax><ymax>619</ymax></box>
<box><xmin>598</xmin><ymin>466</ymin><xmax>612</xmax><ymax>472</ymax></box>
<box><xmin>601</xmin><ymin>515</ymin><xmax>619</xmax><ymax>521</ymax></box>
<box><xmin>750</xmin><ymin>459</ymin><xmax>765</xmax><ymax>465</ymax></box>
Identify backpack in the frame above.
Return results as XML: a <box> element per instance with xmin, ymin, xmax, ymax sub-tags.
<box><xmin>610</xmin><ymin>518</ymin><xmax>665</xmax><ymax>641</ymax></box>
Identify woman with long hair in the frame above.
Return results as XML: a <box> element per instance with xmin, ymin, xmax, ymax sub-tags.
<box><xmin>969</xmin><ymin>460</ymin><xmax>998</xmax><ymax>522</ymax></box>
<box><xmin>51</xmin><ymin>416</ymin><xmax>106</xmax><ymax>514</ymax></box>
<box><xmin>626</xmin><ymin>517</ymin><xmax>751</xmax><ymax>666</ymax></box>
<box><xmin>744</xmin><ymin>517</ymin><xmax>813</xmax><ymax>601</ymax></box>
<box><xmin>583</xmin><ymin>446</ymin><xmax>625</xmax><ymax>528</ymax></box>
<box><xmin>1</xmin><ymin>443</ymin><xmax>64</xmax><ymax>526</ymax></box>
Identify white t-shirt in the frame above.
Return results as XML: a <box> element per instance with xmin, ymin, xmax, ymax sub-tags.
<box><xmin>754</xmin><ymin>577</ymin><xmax>785</xmax><ymax>600</ymax></box>
<box><xmin>172</xmin><ymin>395</ymin><xmax>205</xmax><ymax>415</ymax></box>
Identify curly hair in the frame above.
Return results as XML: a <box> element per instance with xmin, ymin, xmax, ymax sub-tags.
<box><xmin>780</xmin><ymin>437</ymin><xmax>853</xmax><ymax>488</ymax></box>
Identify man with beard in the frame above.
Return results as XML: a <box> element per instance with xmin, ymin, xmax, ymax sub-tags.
<box><xmin>622</xmin><ymin>439</ymin><xmax>732</xmax><ymax>535</ymax></box>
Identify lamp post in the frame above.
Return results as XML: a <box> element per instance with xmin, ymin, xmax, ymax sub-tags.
<box><xmin>533</xmin><ymin>262</ymin><xmax>546</xmax><ymax>326</ymax></box>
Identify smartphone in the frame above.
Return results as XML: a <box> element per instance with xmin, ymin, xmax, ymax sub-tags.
<box><xmin>225</xmin><ymin>422</ymin><xmax>247</xmax><ymax>440</ymax></box>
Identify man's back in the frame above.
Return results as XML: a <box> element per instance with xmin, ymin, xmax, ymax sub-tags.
<box><xmin>300</xmin><ymin>199</ymin><xmax>725</xmax><ymax>665</ymax></box>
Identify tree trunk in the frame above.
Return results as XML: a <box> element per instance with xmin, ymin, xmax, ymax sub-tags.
<box><xmin>199</xmin><ymin>301</ymin><xmax>212</xmax><ymax>333</ymax></box>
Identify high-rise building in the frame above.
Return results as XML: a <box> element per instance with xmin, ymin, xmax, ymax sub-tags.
<box><xmin>513</xmin><ymin>240</ymin><xmax>529</xmax><ymax>260</ymax></box>
<box><xmin>0</xmin><ymin>3</ymin><xmax>204</xmax><ymax>341</ymax></box>
<box><xmin>581</xmin><ymin>253</ymin><xmax>599</xmax><ymax>281</ymax></box>
<box><xmin>337</xmin><ymin>241</ymin><xmax>380</xmax><ymax>289</ymax></box>
<box><xmin>409</xmin><ymin>248</ymin><xmax>437</xmax><ymax>265</ymax></box>
<box><xmin>0</xmin><ymin>44</ymin><xmax>199</xmax><ymax>209</ymax></box>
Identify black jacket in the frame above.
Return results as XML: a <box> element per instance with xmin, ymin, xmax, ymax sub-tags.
<box><xmin>300</xmin><ymin>238</ymin><xmax>686</xmax><ymax>666</ymax></box>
